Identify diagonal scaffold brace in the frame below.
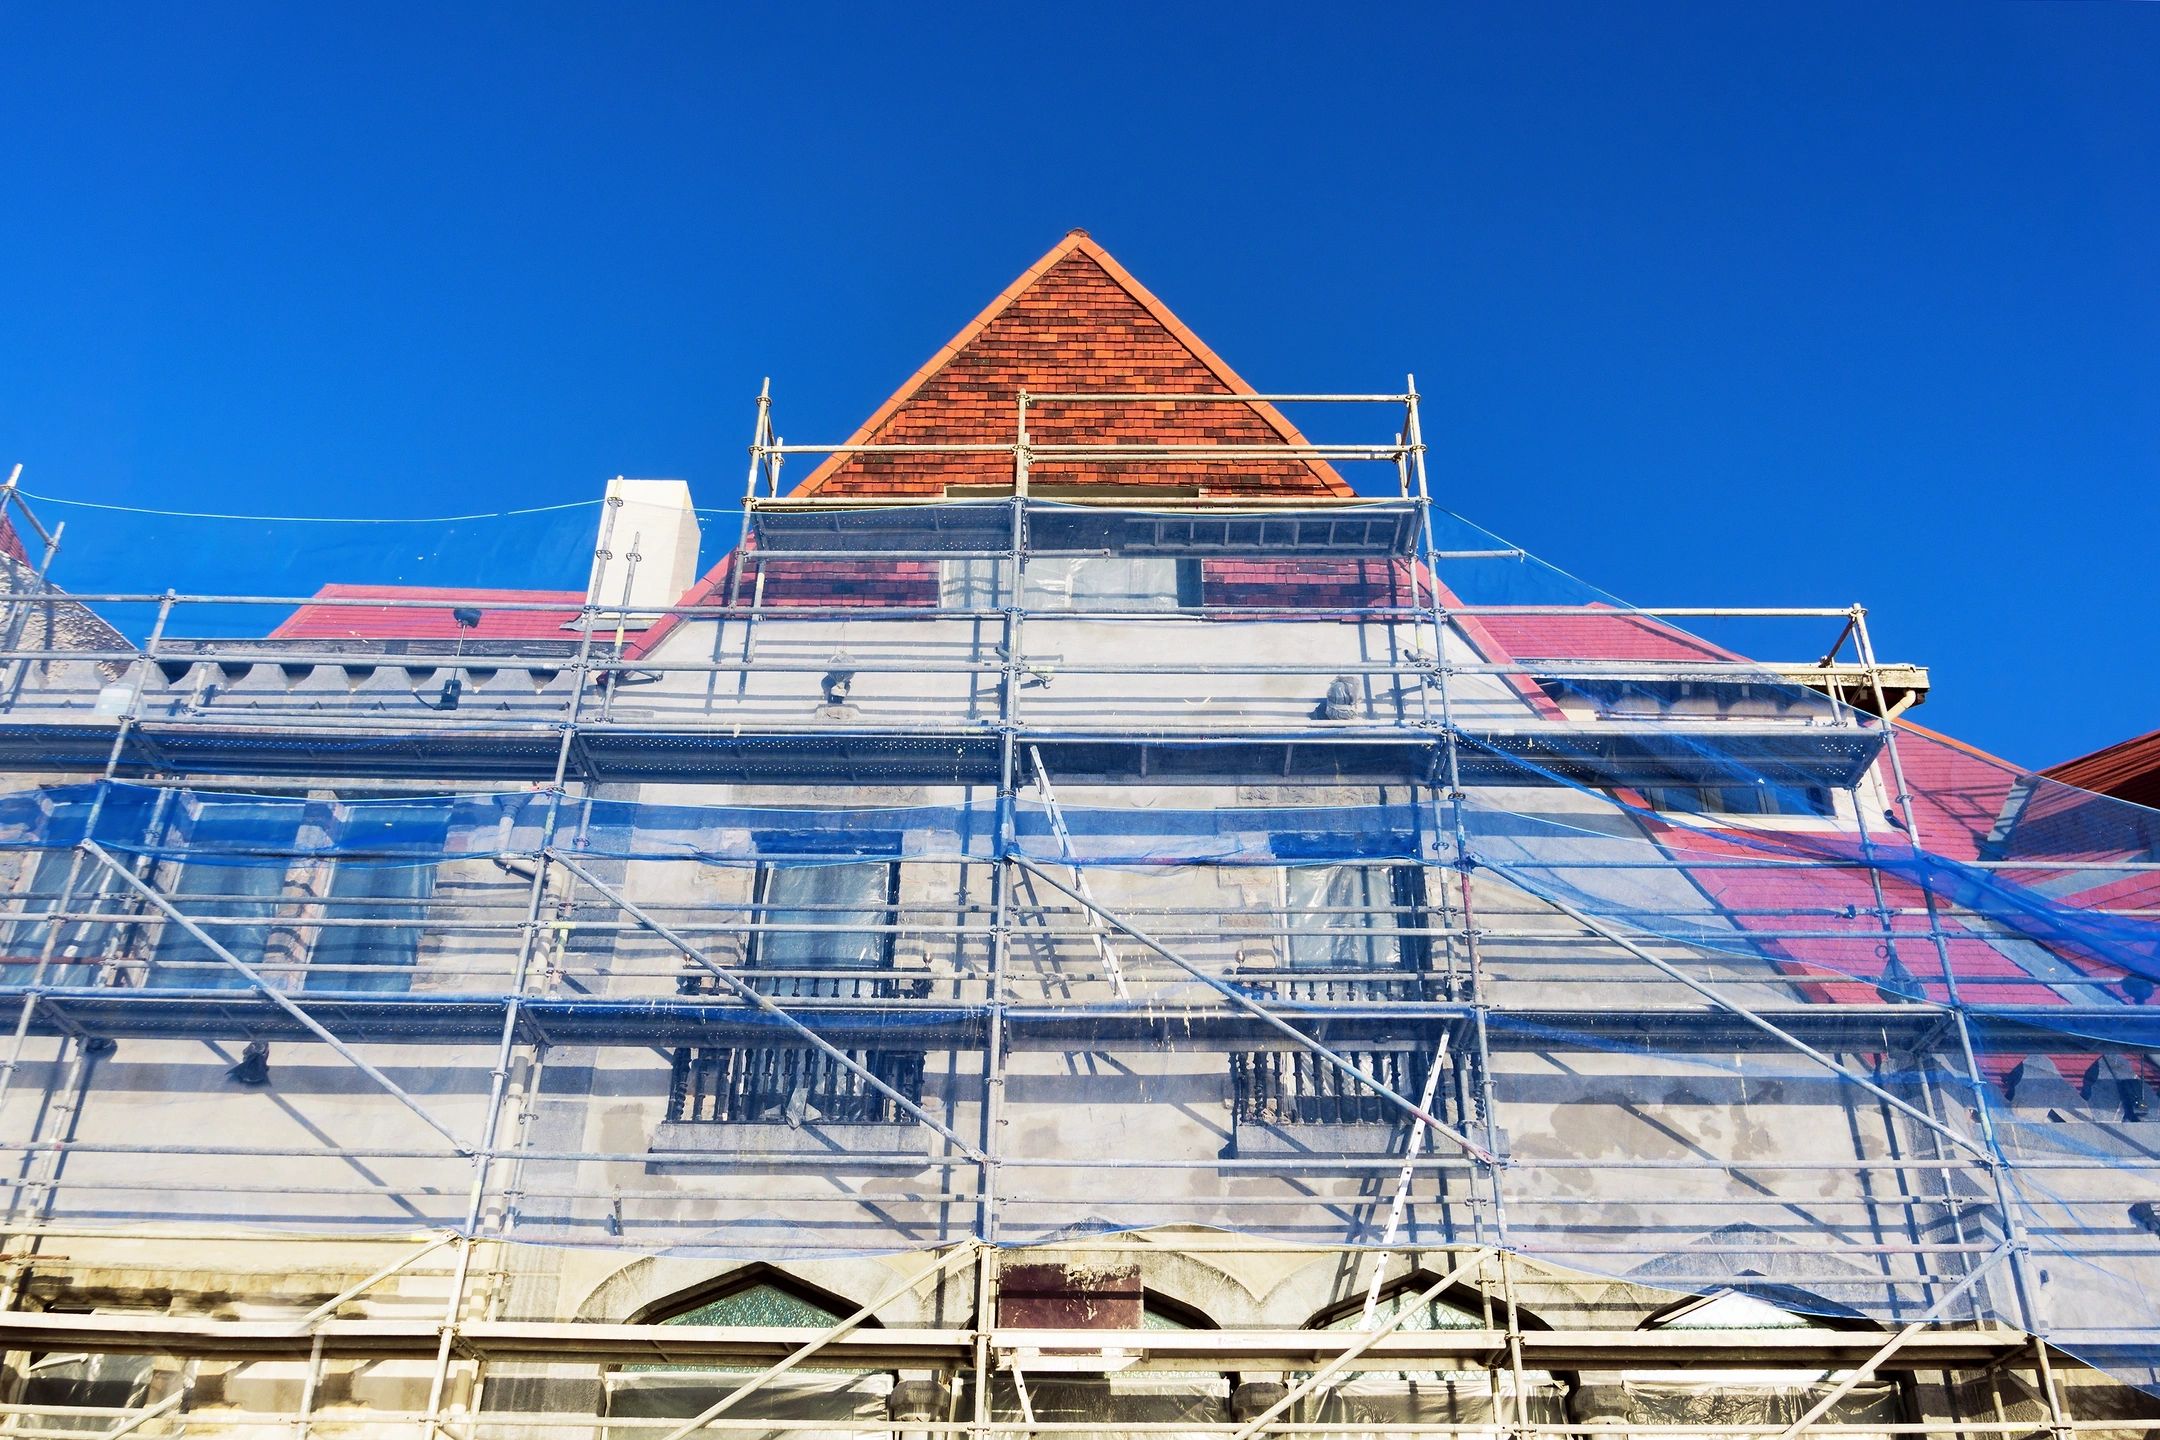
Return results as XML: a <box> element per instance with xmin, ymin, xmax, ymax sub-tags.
<box><xmin>1509</xmin><ymin>876</ymin><xmax>2000</xmax><ymax>1168</ymax></box>
<box><xmin>1011</xmin><ymin>856</ymin><xmax>1496</xmax><ymax>1166</ymax></box>
<box><xmin>81</xmin><ymin>839</ymin><xmax>474</xmax><ymax>1156</ymax></box>
<box><xmin>550</xmin><ymin>850</ymin><xmax>987</xmax><ymax>1163</ymax></box>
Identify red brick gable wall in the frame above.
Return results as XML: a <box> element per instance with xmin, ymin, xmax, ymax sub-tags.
<box><xmin>793</xmin><ymin>238</ymin><xmax>1353</xmax><ymax>499</ymax></box>
<box><xmin>754</xmin><ymin>561</ymin><xmax>939</xmax><ymax>608</ymax></box>
<box><xmin>0</xmin><ymin>513</ymin><xmax>28</xmax><ymax>566</ymax></box>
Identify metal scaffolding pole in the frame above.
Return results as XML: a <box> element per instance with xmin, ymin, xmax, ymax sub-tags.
<box><xmin>1226</xmin><ymin>1247</ymin><xmax>1492</xmax><ymax>1440</ymax></box>
<box><xmin>1853</xmin><ymin>609</ymin><xmax>2057</xmax><ymax>1385</ymax></box>
<box><xmin>549</xmin><ymin>851</ymin><xmax>986</xmax><ymax>1161</ymax></box>
<box><xmin>0</xmin><ymin>384</ymin><xmax>2146</xmax><ymax>1439</ymax></box>
<box><xmin>1768</xmin><ymin>1242</ymin><xmax>2012</xmax><ymax>1440</ymax></box>
<box><xmin>1509</xmin><ymin>879</ymin><xmax>1997</xmax><ymax>1168</ymax></box>
<box><xmin>1009</xmin><ymin>858</ymin><xmax>1494</xmax><ymax>1165</ymax></box>
<box><xmin>657</xmin><ymin>1241</ymin><xmax>981</xmax><ymax>1440</ymax></box>
<box><xmin>79</xmin><ymin>839</ymin><xmax>473</xmax><ymax>1154</ymax></box>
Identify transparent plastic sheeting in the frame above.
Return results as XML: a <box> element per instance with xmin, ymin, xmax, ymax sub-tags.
<box><xmin>0</xmin><ymin>775</ymin><xmax>2152</xmax><ymax>986</ymax></box>
<box><xmin>0</xmin><ymin>783</ymin><xmax>1439</xmax><ymax>866</ymax></box>
<box><xmin>11</xmin><ymin>495</ymin><xmax>620</xmax><ymax>639</ymax></box>
<box><xmin>0</xmin><ymin>493</ymin><xmax>2156</xmax><ymax>1389</ymax></box>
<box><xmin>0</xmin><ymin>758</ymin><xmax>2156</xmax><ymax>1386</ymax></box>
<box><xmin>9</xmin><ymin>491</ymin><xmax>1420</xmax><ymax>640</ymax></box>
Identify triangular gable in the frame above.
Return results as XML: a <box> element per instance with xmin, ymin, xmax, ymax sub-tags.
<box><xmin>790</xmin><ymin>230</ymin><xmax>1354</xmax><ymax>499</ymax></box>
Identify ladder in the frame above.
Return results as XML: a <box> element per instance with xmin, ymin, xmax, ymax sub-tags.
<box><xmin>1361</xmin><ymin>1030</ymin><xmax>1452</xmax><ymax>1324</ymax></box>
<box><xmin>1027</xmin><ymin>745</ymin><xmax>1130</xmax><ymax>999</ymax></box>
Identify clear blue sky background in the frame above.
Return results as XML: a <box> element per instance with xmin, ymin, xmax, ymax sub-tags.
<box><xmin>2</xmin><ymin>3</ymin><xmax>2154</xmax><ymax>767</ymax></box>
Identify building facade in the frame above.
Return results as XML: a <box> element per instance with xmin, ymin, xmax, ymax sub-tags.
<box><xmin>0</xmin><ymin>231</ymin><xmax>2153</xmax><ymax>1437</ymax></box>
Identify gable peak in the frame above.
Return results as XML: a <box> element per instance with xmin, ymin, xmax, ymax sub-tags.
<box><xmin>789</xmin><ymin>232</ymin><xmax>1352</xmax><ymax>499</ymax></box>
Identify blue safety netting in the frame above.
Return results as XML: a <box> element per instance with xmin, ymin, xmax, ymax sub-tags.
<box><xmin>0</xmin><ymin>763</ymin><xmax>2152</xmax><ymax>1389</ymax></box>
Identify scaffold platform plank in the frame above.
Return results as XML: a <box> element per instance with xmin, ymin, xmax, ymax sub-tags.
<box><xmin>0</xmin><ymin>1309</ymin><xmax>2039</xmax><ymax>1369</ymax></box>
<box><xmin>0</xmin><ymin>717</ymin><xmax>1886</xmax><ymax>788</ymax></box>
<box><xmin>744</xmin><ymin>497</ymin><xmax>1423</xmax><ymax>558</ymax></box>
<box><xmin>9</xmin><ymin>988</ymin><xmax>2080</xmax><ymax>1055</ymax></box>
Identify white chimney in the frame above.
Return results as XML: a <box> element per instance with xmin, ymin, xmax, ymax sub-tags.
<box><xmin>586</xmin><ymin>477</ymin><xmax>701</xmax><ymax>626</ymax></box>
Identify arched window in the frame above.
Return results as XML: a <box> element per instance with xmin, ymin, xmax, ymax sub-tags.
<box><xmin>1301</xmin><ymin>1280</ymin><xmax>1563</xmax><ymax>1434</ymax></box>
<box><xmin>607</xmin><ymin>1271</ymin><xmax>892</xmax><ymax>1426</ymax></box>
<box><xmin>659</xmin><ymin>1279</ymin><xmax>845</xmax><ymax>1332</ymax></box>
<box><xmin>1141</xmin><ymin>1290</ymin><xmax>1216</xmax><ymax>1332</ymax></box>
<box><xmin>1625</xmin><ymin>1291</ymin><xmax>1903</xmax><ymax>1440</ymax></box>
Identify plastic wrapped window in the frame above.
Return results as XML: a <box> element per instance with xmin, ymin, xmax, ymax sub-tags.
<box><xmin>14</xmin><ymin>1350</ymin><xmax>154</xmax><ymax>1436</ymax></box>
<box><xmin>1302</xmin><ymin>1372</ymin><xmax>1568</xmax><ymax>1438</ymax></box>
<box><xmin>305</xmin><ymin>860</ymin><xmax>436</xmax><ymax>993</ymax></box>
<box><xmin>1621</xmin><ymin>1378</ymin><xmax>1898</xmax><ymax>1440</ymax></box>
<box><xmin>754</xmin><ymin>861</ymin><xmax>895</xmax><ymax>971</ymax></box>
<box><xmin>3</xmin><ymin>848</ymin><xmax>107</xmax><ymax>985</ymax></box>
<box><xmin>989</xmin><ymin>1373</ymin><xmax>1228</xmax><ymax>1439</ymax></box>
<box><xmin>1286</xmin><ymin>865</ymin><xmax>1403</xmax><ymax>972</ymax></box>
<box><xmin>145</xmin><ymin>857</ymin><xmax>289</xmax><ymax>989</ymax></box>
<box><xmin>603</xmin><ymin>1371</ymin><xmax>893</xmax><ymax>1434</ymax></box>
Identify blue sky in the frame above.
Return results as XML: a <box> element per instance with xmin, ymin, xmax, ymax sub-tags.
<box><xmin>1</xmin><ymin>3</ymin><xmax>2155</xmax><ymax>767</ymax></box>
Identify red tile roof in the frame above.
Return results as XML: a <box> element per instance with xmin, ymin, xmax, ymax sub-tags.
<box><xmin>1469</xmin><ymin>604</ymin><xmax>1740</xmax><ymax>663</ymax></box>
<box><xmin>1883</xmin><ymin>722</ymin><xmax>2023</xmax><ymax>861</ymax></box>
<box><xmin>1460</xmin><ymin>609</ymin><xmax>2154</xmax><ymax>1009</ymax></box>
<box><xmin>1649</xmin><ymin>819</ymin><xmax>2096</xmax><ymax>1008</ymax></box>
<box><xmin>270</xmin><ymin>585</ymin><xmax>585</xmax><ymax>641</ymax></box>
<box><xmin>790</xmin><ymin>230</ymin><xmax>1355</xmax><ymax>500</ymax></box>
<box><xmin>2041</xmin><ymin>727</ymin><xmax>2160</xmax><ymax>809</ymax></box>
<box><xmin>638</xmin><ymin>232</ymin><xmax>1365</xmax><ymax>655</ymax></box>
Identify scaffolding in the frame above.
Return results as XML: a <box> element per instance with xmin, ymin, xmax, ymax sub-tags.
<box><xmin>0</xmin><ymin>387</ymin><xmax>2150</xmax><ymax>1436</ymax></box>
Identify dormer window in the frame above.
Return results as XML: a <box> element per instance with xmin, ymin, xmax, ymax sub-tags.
<box><xmin>1640</xmin><ymin>783</ymin><xmax>1834</xmax><ymax>819</ymax></box>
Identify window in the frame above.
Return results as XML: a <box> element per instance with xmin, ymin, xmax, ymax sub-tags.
<box><xmin>611</xmin><ymin>1276</ymin><xmax>887</xmax><ymax>1421</ymax></box>
<box><xmin>668</xmin><ymin>856</ymin><xmax>923</xmax><ymax>1127</ymax></box>
<box><xmin>3</xmin><ymin>849</ymin><xmax>106</xmax><ymax>984</ymax></box>
<box><xmin>1629</xmin><ymin>1292</ymin><xmax>1902</xmax><ymax>1440</ymax></box>
<box><xmin>663</xmin><ymin>1279</ymin><xmax>843</xmax><ymax>1331</ymax></box>
<box><xmin>751</xmin><ymin>861</ymin><xmax>896</xmax><ymax>979</ymax></box>
<box><xmin>146</xmin><ymin>803</ymin><xmax>297</xmax><ymax>990</ymax></box>
<box><xmin>1232</xmin><ymin>865</ymin><xmax>1434</xmax><ymax>1132</ymax></box>
<box><xmin>1639</xmin><ymin>784</ymin><xmax>1834</xmax><ymax>819</ymax></box>
<box><xmin>1284</xmin><ymin>865</ymin><xmax>1424</xmax><ymax>974</ymax></box>
<box><xmin>147</xmin><ymin>861</ymin><xmax>287</xmax><ymax>989</ymax></box>
<box><xmin>15</xmin><ymin>1350</ymin><xmax>154</xmax><ymax>1435</ymax></box>
<box><xmin>940</xmin><ymin>556</ymin><xmax>1200</xmax><ymax>612</ymax></box>
<box><xmin>1315</xmin><ymin>1283</ymin><xmax>1560</xmax><ymax>1404</ymax></box>
<box><xmin>306</xmin><ymin>862</ymin><xmax>436</xmax><ymax>993</ymax></box>
<box><xmin>306</xmin><ymin>801</ymin><xmax>449</xmax><ymax>994</ymax></box>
